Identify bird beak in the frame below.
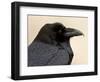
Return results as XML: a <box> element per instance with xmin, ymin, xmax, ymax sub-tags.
<box><xmin>63</xmin><ymin>28</ymin><xmax>84</xmax><ymax>38</ymax></box>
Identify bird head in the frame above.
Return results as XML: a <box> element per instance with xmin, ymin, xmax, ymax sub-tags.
<box><xmin>34</xmin><ymin>22</ymin><xmax>84</xmax><ymax>44</ymax></box>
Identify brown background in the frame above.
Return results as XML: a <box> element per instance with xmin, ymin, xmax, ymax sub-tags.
<box><xmin>27</xmin><ymin>15</ymin><xmax>88</xmax><ymax>65</ymax></box>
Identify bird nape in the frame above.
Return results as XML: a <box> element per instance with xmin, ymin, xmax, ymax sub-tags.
<box><xmin>28</xmin><ymin>22</ymin><xmax>84</xmax><ymax>66</ymax></box>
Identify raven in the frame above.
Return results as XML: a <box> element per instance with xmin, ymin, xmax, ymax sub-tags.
<box><xmin>28</xmin><ymin>22</ymin><xmax>83</xmax><ymax>66</ymax></box>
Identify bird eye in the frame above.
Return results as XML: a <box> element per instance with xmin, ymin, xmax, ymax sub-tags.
<box><xmin>58</xmin><ymin>29</ymin><xmax>62</xmax><ymax>33</ymax></box>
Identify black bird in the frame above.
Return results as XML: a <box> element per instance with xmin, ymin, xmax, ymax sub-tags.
<box><xmin>28</xmin><ymin>22</ymin><xmax>83</xmax><ymax>66</ymax></box>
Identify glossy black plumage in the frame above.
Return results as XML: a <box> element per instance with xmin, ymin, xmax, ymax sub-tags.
<box><xmin>28</xmin><ymin>22</ymin><xmax>83</xmax><ymax>66</ymax></box>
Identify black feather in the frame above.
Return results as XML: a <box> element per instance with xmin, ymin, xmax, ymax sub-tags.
<box><xmin>28</xmin><ymin>22</ymin><xmax>83</xmax><ymax>66</ymax></box>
